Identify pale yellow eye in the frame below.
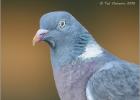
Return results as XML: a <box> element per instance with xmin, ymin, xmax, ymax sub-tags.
<box><xmin>58</xmin><ymin>20</ymin><xmax>66</xmax><ymax>29</ymax></box>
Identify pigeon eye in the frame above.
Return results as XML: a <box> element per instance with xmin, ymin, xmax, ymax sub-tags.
<box><xmin>58</xmin><ymin>20</ymin><xmax>66</xmax><ymax>29</ymax></box>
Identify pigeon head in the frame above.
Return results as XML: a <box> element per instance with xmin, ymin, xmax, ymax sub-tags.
<box><xmin>33</xmin><ymin>11</ymin><xmax>88</xmax><ymax>47</ymax></box>
<box><xmin>33</xmin><ymin>11</ymin><xmax>101</xmax><ymax>69</ymax></box>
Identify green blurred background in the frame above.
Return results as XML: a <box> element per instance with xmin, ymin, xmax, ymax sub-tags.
<box><xmin>2</xmin><ymin>0</ymin><xmax>139</xmax><ymax>100</ymax></box>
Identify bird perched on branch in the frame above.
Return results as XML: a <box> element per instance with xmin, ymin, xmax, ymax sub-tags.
<box><xmin>33</xmin><ymin>11</ymin><xmax>140</xmax><ymax>100</ymax></box>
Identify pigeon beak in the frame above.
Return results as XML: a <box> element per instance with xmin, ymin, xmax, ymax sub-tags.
<box><xmin>33</xmin><ymin>29</ymin><xmax>49</xmax><ymax>46</ymax></box>
<box><xmin>32</xmin><ymin>34</ymin><xmax>41</xmax><ymax>46</ymax></box>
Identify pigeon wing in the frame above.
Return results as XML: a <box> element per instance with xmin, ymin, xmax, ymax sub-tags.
<box><xmin>86</xmin><ymin>61</ymin><xmax>140</xmax><ymax>100</ymax></box>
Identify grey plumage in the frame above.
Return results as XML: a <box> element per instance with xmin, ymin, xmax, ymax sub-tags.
<box><xmin>33</xmin><ymin>11</ymin><xmax>140</xmax><ymax>100</ymax></box>
<box><xmin>87</xmin><ymin>61</ymin><xmax>140</xmax><ymax>100</ymax></box>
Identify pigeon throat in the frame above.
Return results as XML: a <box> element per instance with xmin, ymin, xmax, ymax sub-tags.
<box><xmin>78</xmin><ymin>41</ymin><xmax>103</xmax><ymax>60</ymax></box>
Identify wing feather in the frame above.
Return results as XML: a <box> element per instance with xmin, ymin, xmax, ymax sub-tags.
<box><xmin>86</xmin><ymin>61</ymin><xmax>140</xmax><ymax>100</ymax></box>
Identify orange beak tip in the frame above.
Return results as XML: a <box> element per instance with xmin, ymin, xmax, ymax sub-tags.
<box><xmin>32</xmin><ymin>35</ymin><xmax>41</xmax><ymax>46</ymax></box>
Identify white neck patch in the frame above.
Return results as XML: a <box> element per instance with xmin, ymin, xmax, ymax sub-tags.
<box><xmin>78</xmin><ymin>41</ymin><xmax>103</xmax><ymax>60</ymax></box>
<box><xmin>86</xmin><ymin>86</ymin><xmax>95</xmax><ymax>100</ymax></box>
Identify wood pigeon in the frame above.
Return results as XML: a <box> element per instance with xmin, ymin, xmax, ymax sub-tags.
<box><xmin>33</xmin><ymin>11</ymin><xmax>140</xmax><ymax>100</ymax></box>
